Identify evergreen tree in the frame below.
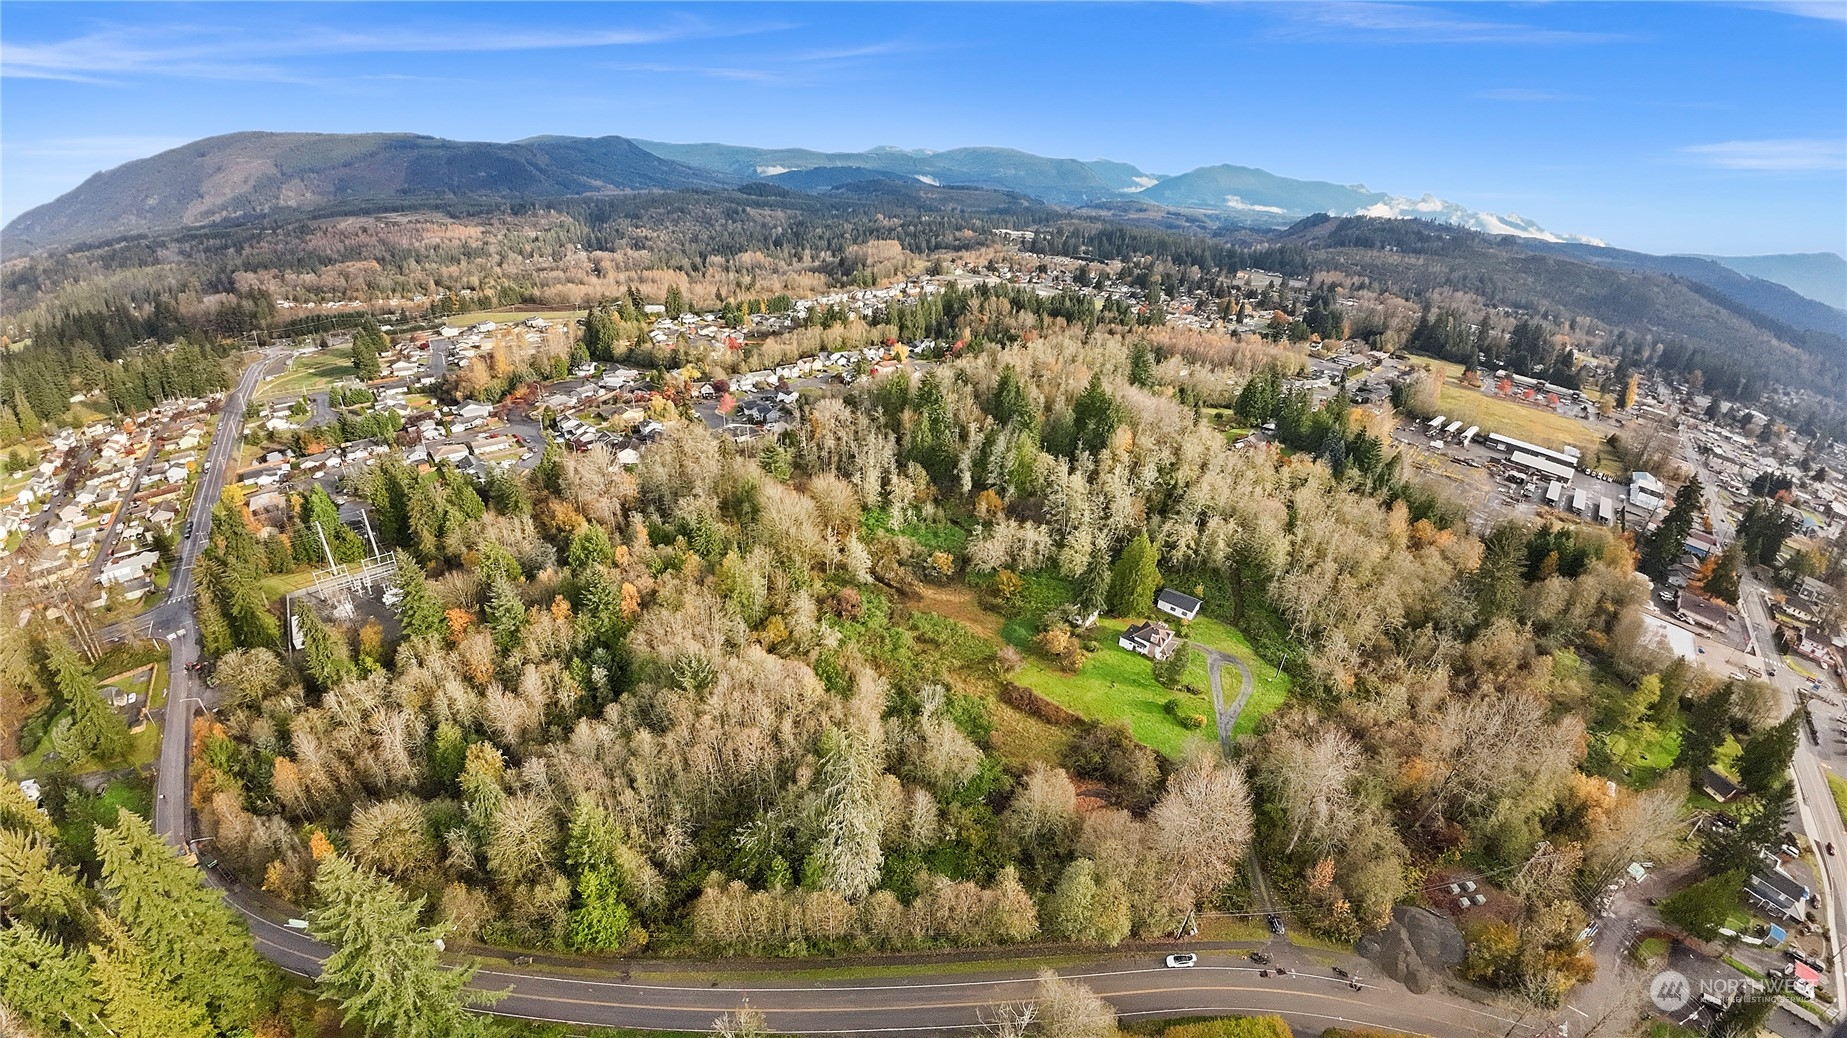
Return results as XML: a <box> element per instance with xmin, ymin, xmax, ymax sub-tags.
<box><xmin>1127</xmin><ymin>340</ymin><xmax>1156</xmax><ymax>388</ymax></box>
<box><xmin>1700</xmin><ymin>782</ymin><xmax>1792</xmax><ymax>875</ymax></box>
<box><xmin>1107</xmin><ymin>533</ymin><xmax>1162</xmax><ymax>618</ymax></box>
<box><xmin>1071</xmin><ymin>373</ymin><xmax>1119</xmax><ymax>457</ymax></box>
<box><xmin>567</xmin><ymin>868</ymin><xmax>632</xmax><ymax>951</ymax></box>
<box><xmin>94</xmin><ymin>809</ymin><xmax>273</xmax><ymax>1032</ymax></box>
<box><xmin>1641</xmin><ymin>475</ymin><xmax>1703</xmax><ymax>580</ymax></box>
<box><xmin>350</xmin><ymin>320</ymin><xmax>386</xmax><ymax>380</ymax></box>
<box><xmin>13</xmin><ymin>389</ymin><xmax>41</xmax><ymax>439</ymax></box>
<box><xmin>44</xmin><ymin>633</ymin><xmax>131</xmax><ymax>765</ymax></box>
<box><xmin>484</xmin><ymin>576</ymin><xmax>527</xmax><ymax>652</ymax></box>
<box><xmin>1677</xmin><ymin>683</ymin><xmax>1735</xmax><ymax>775</ymax></box>
<box><xmin>1702</xmin><ymin>544</ymin><xmax>1742</xmax><ymax>604</ymax></box>
<box><xmin>298</xmin><ymin>606</ymin><xmax>354</xmax><ymax>691</ymax></box>
<box><xmin>309</xmin><ymin>855</ymin><xmax>499</xmax><ymax>1038</ymax></box>
<box><xmin>0</xmin><ymin>921</ymin><xmax>101</xmax><ymax>1036</ymax></box>
<box><xmin>392</xmin><ymin>552</ymin><xmax>447</xmax><ymax>640</ymax></box>
<box><xmin>89</xmin><ymin>914</ymin><xmax>216</xmax><ymax>1038</ymax></box>
<box><xmin>1657</xmin><ymin>869</ymin><xmax>1745</xmax><ymax>940</ymax></box>
<box><xmin>1736</xmin><ymin>711</ymin><xmax>1801</xmax><ymax>793</ymax></box>
<box><xmin>991</xmin><ymin>366</ymin><xmax>1035</xmax><ymax>431</ymax></box>
<box><xmin>567</xmin><ymin>523</ymin><xmax>614</xmax><ymax>572</ymax></box>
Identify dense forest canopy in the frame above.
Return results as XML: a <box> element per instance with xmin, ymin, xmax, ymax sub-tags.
<box><xmin>2</xmin><ymin>179</ymin><xmax>1829</xmax><ymax>1038</ymax></box>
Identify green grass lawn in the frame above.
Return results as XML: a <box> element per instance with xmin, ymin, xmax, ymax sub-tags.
<box><xmin>1605</xmin><ymin>720</ymin><xmax>1684</xmax><ymax>788</ymax></box>
<box><xmin>1009</xmin><ymin>617</ymin><xmax>1211</xmax><ymax>759</ymax></box>
<box><xmin>1632</xmin><ymin>936</ymin><xmax>1669</xmax><ymax>965</ymax></box>
<box><xmin>1829</xmin><ymin>774</ymin><xmax>1847</xmax><ymax>828</ymax></box>
<box><xmin>1005</xmin><ymin>613</ymin><xmax>1289</xmax><ymax>758</ymax></box>
<box><xmin>1185</xmin><ymin>617</ymin><xmax>1292</xmax><ymax>736</ymax></box>
<box><xmin>259</xmin><ymin>569</ymin><xmax>325</xmax><ymax>601</ymax></box>
<box><xmin>259</xmin><ymin>345</ymin><xmax>359</xmax><ymax>401</ymax></box>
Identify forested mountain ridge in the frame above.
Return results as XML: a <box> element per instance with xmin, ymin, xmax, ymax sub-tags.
<box><xmin>7</xmin><ymin>130</ymin><xmax>1602</xmax><ymax>258</ymax></box>
<box><xmin>1694</xmin><ymin>251</ymin><xmax>1847</xmax><ymax>311</ymax></box>
<box><xmin>1279</xmin><ymin>215</ymin><xmax>1847</xmax><ymax>401</ymax></box>
<box><xmin>0</xmin><ymin>132</ymin><xmax>731</xmax><ymax>256</ymax></box>
<box><xmin>1518</xmin><ymin>240</ymin><xmax>1847</xmax><ymax>337</ymax></box>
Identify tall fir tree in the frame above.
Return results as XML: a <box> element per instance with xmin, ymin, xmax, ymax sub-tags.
<box><xmin>298</xmin><ymin>606</ymin><xmax>355</xmax><ymax>692</ymax></box>
<box><xmin>392</xmin><ymin>552</ymin><xmax>447</xmax><ymax>640</ymax></box>
<box><xmin>44</xmin><ymin>632</ymin><xmax>130</xmax><ymax>765</ymax></box>
<box><xmin>309</xmin><ymin>855</ymin><xmax>499</xmax><ymax>1038</ymax></box>
<box><xmin>94</xmin><ymin>809</ymin><xmax>273</xmax><ymax>1032</ymax></box>
<box><xmin>1641</xmin><ymin>475</ymin><xmax>1703</xmax><ymax>580</ymax></box>
<box><xmin>1107</xmin><ymin>533</ymin><xmax>1162</xmax><ymax>618</ymax></box>
<box><xmin>1</xmin><ymin>920</ymin><xmax>101</xmax><ymax>1034</ymax></box>
<box><xmin>1736</xmin><ymin>711</ymin><xmax>1801</xmax><ymax>793</ymax></box>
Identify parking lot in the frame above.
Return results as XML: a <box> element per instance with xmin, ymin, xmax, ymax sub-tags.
<box><xmin>1390</xmin><ymin>420</ymin><xmax>1631</xmax><ymax>531</ymax></box>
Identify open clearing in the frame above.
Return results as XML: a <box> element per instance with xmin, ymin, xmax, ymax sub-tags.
<box><xmin>259</xmin><ymin>345</ymin><xmax>359</xmax><ymax>401</ymax></box>
<box><xmin>1412</xmin><ymin>356</ymin><xmax>1609</xmax><ymax>464</ymax></box>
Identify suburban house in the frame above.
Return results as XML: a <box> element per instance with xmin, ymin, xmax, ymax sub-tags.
<box><xmin>1155</xmin><ymin>588</ymin><xmax>1203</xmax><ymax>623</ymax></box>
<box><xmin>1700</xmin><ymin>767</ymin><xmax>1742</xmax><ymax>803</ymax></box>
<box><xmin>1745</xmin><ymin>869</ymin><xmax>1811</xmax><ymax>921</ymax></box>
<box><xmin>1119</xmin><ymin>620</ymin><xmax>1178</xmax><ymax>661</ymax></box>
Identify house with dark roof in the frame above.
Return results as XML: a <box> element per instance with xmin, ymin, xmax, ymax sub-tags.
<box><xmin>1119</xmin><ymin>620</ymin><xmax>1178</xmax><ymax>661</ymax></box>
<box><xmin>1701</xmin><ymin>767</ymin><xmax>1742</xmax><ymax>803</ymax></box>
<box><xmin>1677</xmin><ymin>591</ymin><xmax>1737</xmax><ymax>632</ymax></box>
<box><xmin>1155</xmin><ymin>588</ymin><xmax>1203</xmax><ymax>623</ymax></box>
<box><xmin>1745</xmin><ymin>869</ymin><xmax>1810</xmax><ymax>921</ymax></box>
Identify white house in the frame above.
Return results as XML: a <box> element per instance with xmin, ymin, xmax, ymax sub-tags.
<box><xmin>1155</xmin><ymin>588</ymin><xmax>1203</xmax><ymax>623</ymax></box>
<box><xmin>99</xmin><ymin>550</ymin><xmax>160</xmax><ymax>587</ymax></box>
<box><xmin>1118</xmin><ymin>620</ymin><xmax>1178</xmax><ymax>661</ymax></box>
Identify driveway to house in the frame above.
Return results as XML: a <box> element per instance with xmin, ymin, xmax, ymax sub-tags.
<box><xmin>1194</xmin><ymin>643</ymin><xmax>1253</xmax><ymax>754</ymax></box>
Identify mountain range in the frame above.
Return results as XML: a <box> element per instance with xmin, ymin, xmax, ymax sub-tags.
<box><xmin>3</xmin><ymin>130</ymin><xmax>1841</xmax><ymax>323</ymax></box>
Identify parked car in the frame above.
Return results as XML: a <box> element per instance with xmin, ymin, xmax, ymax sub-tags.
<box><xmin>1461</xmin><ymin>881</ymin><xmax>1478</xmax><ymax>893</ymax></box>
<box><xmin>1267</xmin><ymin>914</ymin><xmax>1286</xmax><ymax>936</ymax></box>
<box><xmin>1164</xmin><ymin>953</ymin><xmax>1197</xmax><ymax>969</ymax></box>
<box><xmin>1443</xmin><ymin>883</ymin><xmax>1462</xmax><ymax>895</ymax></box>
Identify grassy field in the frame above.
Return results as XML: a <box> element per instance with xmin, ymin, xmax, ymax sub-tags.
<box><xmin>1009</xmin><ymin>617</ymin><xmax>1216</xmax><ymax>759</ymax></box>
<box><xmin>1604</xmin><ymin>720</ymin><xmax>1683</xmax><ymax>788</ymax></box>
<box><xmin>449</xmin><ymin>307</ymin><xmax>587</xmax><ymax>325</ymax></box>
<box><xmin>259</xmin><ymin>345</ymin><xmax>358</xmax><ymax>401</ymax></box>
<box><xmin>1187</xmin><ymin>616</ymin><xmax>1292</xmax><ymax>736</ymax></box>
<box><xmin>259</xmin><ymin>569</ymin><xmax>325</xmax><ymax>601</ymax></box>
<box><xmin>1412</xmin><ymin>356</ymin><xmax>1607</xmax><ymax>459</ymax></box>
<box><xmin>1829</xmin><ymin>774</ymin><xmax>1847</xmax><ymax>828</ymax></box>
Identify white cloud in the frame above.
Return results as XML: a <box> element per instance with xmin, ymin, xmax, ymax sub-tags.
<box><xmin>1276</xmin><ymin>3</ymin><xmax>1624</xmax><ymax>44</ymax></box>
<box><xmin>1750</xmin><ymin>2</ymin><xmax>1847</xmax><ymax>23</ymax></box>
<box><xmin>1682</xmin><ymin>138</ymin><xmax>1847</xmax><ymax>171</ymax></box>
<box><xmin>0</xmin><ymin>16</ymin><xmax>763</xmax><ymax>83</ymax></box>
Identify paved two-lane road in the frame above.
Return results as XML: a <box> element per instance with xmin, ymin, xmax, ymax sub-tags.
<box><xmin>148</xmin><ymin>346</ymin><xmax>1528</xmax><ymax>1037</ymax></box>
<box><xmin>219</xmin><ymin>887</ymin><xmax>1520</xmax><ymax>1038</ymax></box>
<box><xmin>152</xmin><ymin>346</ymin><xmax>290</xmax><ymax>844</ymax></box>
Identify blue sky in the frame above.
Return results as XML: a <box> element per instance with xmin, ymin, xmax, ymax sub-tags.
<box><xmin>2</xmin><ymin>1</ymin><xmax>1843</xmax><ymax>257</ymax></box>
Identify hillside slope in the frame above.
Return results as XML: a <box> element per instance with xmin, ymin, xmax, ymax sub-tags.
<box><xmin>2</xmin><ymin>132</ymin><xmax>728</xmax><ymax>254</ymax></box>
<box><xmin>1281</xmin><ymin>215</ymin><xmax>1847</xmax><ymax>397</ymax></box>
<box><xmin>1692</xmin><ymin>252</ymin><xmax>1847</xmax><ymax>311</ymax></box>
<box><xmin>1520</xmin><ymin>241</ymin><xmax>1847</xmax><ymax>337</ymax></box>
